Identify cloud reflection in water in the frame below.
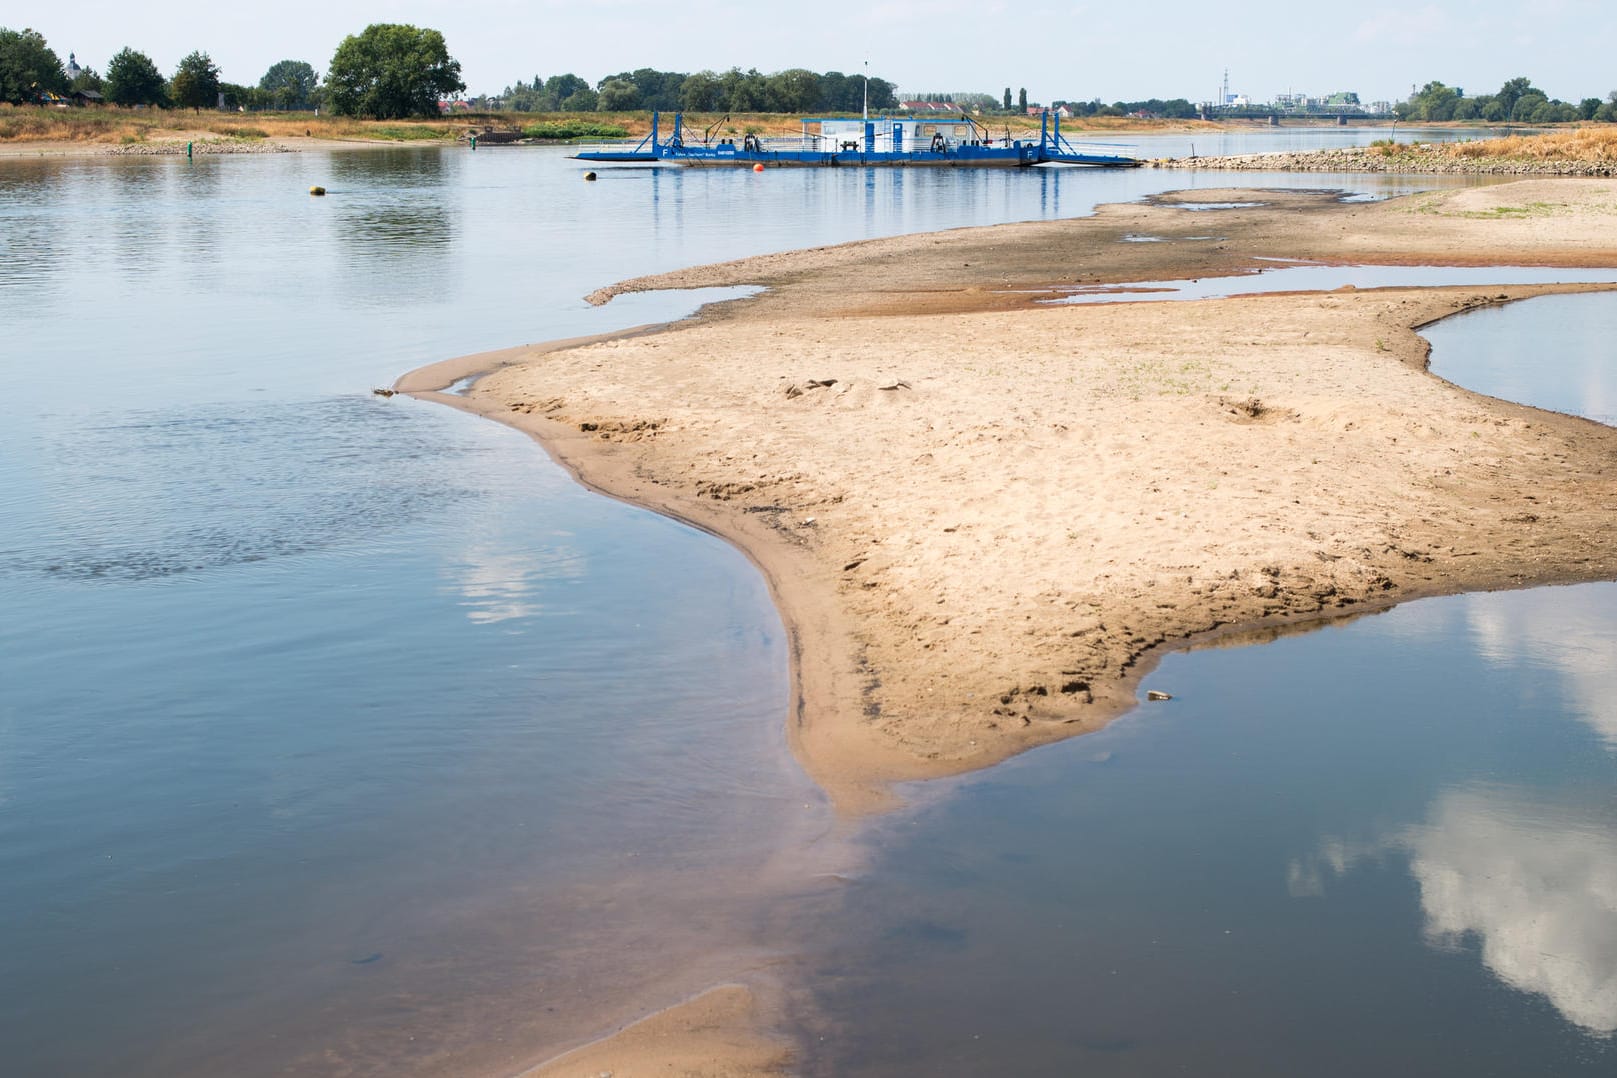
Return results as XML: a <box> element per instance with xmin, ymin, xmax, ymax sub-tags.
<box><xmin>444</xmin><ymin>540</ymin><xmax>585</xmax><ymax>625</ymax></box>
<box><xmin>1381</xmin><ymin>583</ymin><xmax>1617</xmax><ymax>750</ymax></box>
<box><xmin>1295</xmin><ymin>785</ymin><xmax>1617</xmax><ymax>1036</ymax></box>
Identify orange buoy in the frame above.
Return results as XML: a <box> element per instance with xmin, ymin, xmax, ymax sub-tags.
<box><xmin>752</xmin><ymin>163</ymin><xmax>764</xmax><ymax>172</ymax></box>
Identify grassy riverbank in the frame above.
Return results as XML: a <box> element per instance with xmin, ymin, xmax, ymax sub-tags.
<box><xmin>0</xmin><ymin>104</ymin><xmax>1221</xmax><ymax>149</ymax></box>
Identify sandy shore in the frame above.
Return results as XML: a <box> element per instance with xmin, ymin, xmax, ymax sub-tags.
<box><xmin>402</xmin><ymin>177</ymin><xmax>1617</xmax><ymax>1070</ymax></box>
<box><xmin>419</xmin><ymin>179</ymin><xmax>1617</xmax><ymax>815</ymax></box>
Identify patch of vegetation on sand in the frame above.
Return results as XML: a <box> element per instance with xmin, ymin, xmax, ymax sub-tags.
<box><xmin>521</xmin><ymin>120</ymin><xmax>629</xmax><ymax>140</ymax></box>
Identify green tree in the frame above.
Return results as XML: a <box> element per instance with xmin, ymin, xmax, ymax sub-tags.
<box><xmin>720</xmin><ymin>67</ymin><xmax>768</xmax><ymax>112</ymax></box>
<box><xmin>596</xmin><ymin>77</ymin><xmax>640</xmax><ymax>111</ymax></box>
<box><xmin>1511</xmin><ymin>91</ymin><xmax>1549</xmax><ymax>121</ymax></box>
<box><xmin>499</xmin><ymin>77</ymin><xmax>544</xmax><ymax>111</ymax></box>
<box><xmin>1002</xmin><ymin>86</ymin><xmax>1011</xmax><ymax>110</ymax></box>
<box><xmin>559</xmin><ymin>87</ymin><xmax>597</xmax><ymax>111</ymax></box>
<box><xmin>1017</xmin><ymin>87</ymin><xmax>1027</xmax><ymax>111</ymax></box>
<box><xmin>819</xmin><ymin>71</ymin><xmax>852</xmax><ymax>111</ymax></box>
<box><xmin>259</xmin><ymin>59</ymin><xmax>318</xmax><ymax>110</ymax></box>
<box><xmin>1405</xmin><ymin>80</ymin><xmax>1460</xmax><ymax>121</ymax></box>
<box><xmin>1494</xmin><ymin>76</ymin><xmax>1537</xmax><ymax>118</ymax></box>
<box><xmin>767</xmin><ymin>68</ymin><xmax>822</xmax><ymax>112</ymax></box>
<box><xmin>609</xmin><ymin>67</ymin><xmax>684</xmax><ymax>111</ymax></box>
<box><xmin>0</xmin><ymin>26</ymin><xmax>69</xmax><ymax>104</ymax></box>
<box><xmin>70</xmin><ymin>64</ymin><xmax>103</xmax><ymax>94</ymax></box>
<box><xmin>679</xmin><ymin>70</ymin><xmax>723</xmax><ymax>112</ymax></box>
<box><xmin>170</xmin><ymin>50</ymin><xmax>221</xmax><ymax>111</ymax></box>
<box><xmin>219</xmin><ymin>82</ymin><xmax>267</xmax><ymax>110</ymax></box>
<box><xmin>544</xmin><ymin>73</ymin><xmax>588</xmax><ymax>104</ymax></box>
<box><xmin>865</xmin><ymin>77</ymin><xmax>897</xmax><ymax>111</ymax></box>
<box><xmin>326</xmin><ymin>23</ymin><xmax>463</xmax><ymax>119</ymax></box>
<box><xmin>105</xmin><ymin>47</ymin><xmax>166</xmax><ymax>106</ymax></box>
<box><xmin>1580</xmin><ymin>97</ymin><xmax>1602</xmax><ymax>120</ymax></box>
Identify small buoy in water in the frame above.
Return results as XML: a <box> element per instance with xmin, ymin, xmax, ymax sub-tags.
<box><xmin>309</xmin><ymin>185</ymin><xmax>326</xmax><ymax>196</ymax></box>
<box><xmin>583</xmin><ymin>171</ymin><xmax>597</xmax><ymax>181</ymax></box>
<box><xmin>752</xmin><ymin>162</ymin><xmax>764</xmax><ymax>172</ymax></box>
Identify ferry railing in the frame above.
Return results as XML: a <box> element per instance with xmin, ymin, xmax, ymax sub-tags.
<box><xmin>1054</xmin><ymin>140</ymin><xmax>1138</xmax><ymax>159</ymax></box>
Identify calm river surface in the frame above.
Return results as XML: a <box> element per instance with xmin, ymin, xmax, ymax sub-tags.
<box><xmin>0</xmin><ymin>130</ymin><xmax>1609</xmax><ymax>1074</ymax></box>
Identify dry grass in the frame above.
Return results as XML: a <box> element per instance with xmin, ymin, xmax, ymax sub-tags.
<box><xmin>0</xmin><ymin>105</ymin><xmax>468</xmax><ymax>145</ymax></box>
<box><xmin>1443</xmin><ymin>127</ymin><xmax>1617</xmax><ymax>162</ymax></box>
<box><xmin>0</xmin><ymin>104</ymin><xmax>1218</xmax><ymax>147</ymax></box>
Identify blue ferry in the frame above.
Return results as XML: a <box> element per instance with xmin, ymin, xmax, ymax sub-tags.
<box><xmin>572</xmin><ymin>110</ymin><xmax>1139</xmax><ymax>168</ymax></box>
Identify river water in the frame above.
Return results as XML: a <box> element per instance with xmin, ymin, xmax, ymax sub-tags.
<box><xmin>0</xmin><ymin>130</ymin><xmax>1610</xmax><ymax>1074</ymax></box>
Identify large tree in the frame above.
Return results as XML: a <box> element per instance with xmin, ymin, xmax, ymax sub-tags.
<box><xmin>767</xmin><ymin>68</ymin><xmax>822</xmax><ymax>113</ymax></box>
<box><xmin>596</xmin><ymin>77</ymin><xmax>639</xmax><ymax>111</ymax></box>
<box><xmin>170</xmin><ymin>50</ymin><xmax>221</xmax><ymax>111</ymax></box>
<box><xmin>0</xmin><ymin>26</ymin><xmax>69</xmax><ymax>104</ymax></box>
<box><xmin>326</xmin><ymin>24</ymin><xmax>463</xmax><ymax>119</ymax></box>
<box><xmin>1493</xmin><ymin>76</ymin><xmax>1538</xmax><ymax>119</ymax></box>
<box><xmin>259</xmin><ymin>59</ymin><xmax>318</xmax><ymax>110</ymax></box>
<box><xmin>679</xmin><ymin>70</ymin><xmax>723</xmax><ymax>112</ymax></box>
<box><xmin>105</xmin><ymin>47</ymin><xmax>166</xmax><ymax>106</ymax></box>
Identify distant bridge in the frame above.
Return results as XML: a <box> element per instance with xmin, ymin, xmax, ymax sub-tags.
<box><xmin>1199</xmin><ymin>107</ymin><xmax>1397</xmax><ymax>125</ymax></box>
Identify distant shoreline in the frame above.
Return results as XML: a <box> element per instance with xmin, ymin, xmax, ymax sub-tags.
<box><xmin>3</xmin><ymin>106</ymin><xmax>1593</xmax><ymax>159</ymax></box>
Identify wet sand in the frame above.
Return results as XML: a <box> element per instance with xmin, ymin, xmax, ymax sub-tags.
<box><xmin>402</xmin><ymin>177</ymin><xmax>1617</xmax><ymax>1069</ymax></box>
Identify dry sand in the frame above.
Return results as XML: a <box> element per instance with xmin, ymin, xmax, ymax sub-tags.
<box><xmin>401</xmin><ymin>177</ymin><xmax>1617</xmax><ymax>1072</ymax></box>
<box><xmin>421</xmin><ymin>179</ymin><xmax>1617</xmax><ymax>814</ymax></box>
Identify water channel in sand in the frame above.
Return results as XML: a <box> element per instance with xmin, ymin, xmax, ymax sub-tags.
<box><xmin>1</xmin><ymin>131</ymin><xmax>1609</xmax><ymax>1073</ymax></box>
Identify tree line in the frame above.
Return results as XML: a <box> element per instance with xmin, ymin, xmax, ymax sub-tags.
<box><xmin>0</xmin><ymin>23</ymin><xmax>461</xmax><ymax>118</ymax></box>
<box><xmin>494</xmin><ymin>67</ymin><xmax>899</xmax><ymax>114</ymax></box>
<box><xmin>1053</xmin><ymin>97</ymin><xmax>1199</xmax><ymax>119</ymax></box>
<box><xmin>1397</xmin><ymin>76</ymin><xmax>1617</xmax><ymax>123</ymax></box>
<box><xmin>1</xmin><ymin>27</ymin><xmax>319</xmax><ymax>110</ymax></box>
<box><xmin>14</xmin><ymin>25</ymin><xmax>1617</xmax><ymax>127</ymax></box>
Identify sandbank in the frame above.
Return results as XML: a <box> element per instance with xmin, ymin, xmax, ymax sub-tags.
<box><xmin>406</xmin><ymin>179</ymin><xmax>1617</xmax><ymax>823</ymax></box>
<box><xmin>412</xmin><ymin>180</ymin><xmax>1617</xmax><ymax>1069</ymax></box>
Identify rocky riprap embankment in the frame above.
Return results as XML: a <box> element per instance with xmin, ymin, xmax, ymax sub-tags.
<box><xmin>107</xmin><ymin>140</ymin><xmax>292</xmax><ymax>156</ymax></box>
<box><xmin>1150</xmin><ymin>144</ymin><xmax>1616</xmax><ymax>176</ymax></box>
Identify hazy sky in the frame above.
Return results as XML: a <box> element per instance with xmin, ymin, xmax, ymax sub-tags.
<box><xmin>24</xmin><ymin>1</ymin><xmax>1617</xmax><ymax>106</ymax></box>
